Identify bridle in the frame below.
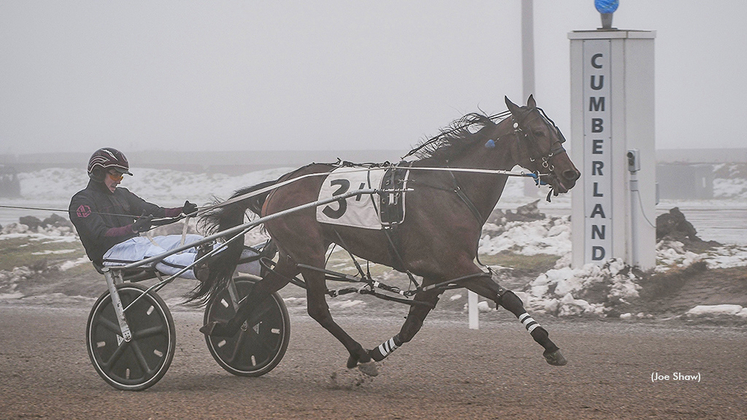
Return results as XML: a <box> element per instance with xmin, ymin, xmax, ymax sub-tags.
<box><xmin>510</xmin><ymin>107</ymin><xmax>567</xmax><ymax>175</ymax></box>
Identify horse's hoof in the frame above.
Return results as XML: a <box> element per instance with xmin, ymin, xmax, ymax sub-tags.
<box><xmin>199</xmin><ymin>322</ymin><xmax>216</xmax><ymax>336</ymax></box>
<box><xmin>346</xmin><ymin>354</ymin><xmax>359</xmax><ymax>369</ymax></box>
<box><xmin>200</xmin><ymin>321</ymin><xmax>229</xmax><ymax>337</ymax></box>
<box><xmin>357</xmin><ymin>361</ymin><xmax>379</xmax><ymax>377</ymax></box>
<box><xmin>543</xmin><ymin>349</ymin><xmax>567</xmax><ymax>366</ymax></box>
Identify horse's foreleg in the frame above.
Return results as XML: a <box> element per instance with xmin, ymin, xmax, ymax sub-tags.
<box><xmin>497</xmin><ymin>289</ymin><xmax>566</xmax><ymax>365</ymax></box>
<box><xmin>465</xmin><ymin>275</ymin><xmax>567</xmax><ymax>366</ymax></box>
<box><xmin>369</xmin><ymin>287</ymin><xmax>441</xmax><ymax>362</ymax></box>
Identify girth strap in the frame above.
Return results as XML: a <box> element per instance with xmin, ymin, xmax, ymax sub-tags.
<box><xmin>381</xmin><ymin>226</ymin><xmax>421</xmax><ymax>289</ymax></box>
<box><xmin>447</xmin><ymin>166</ymin><xmax>483</xmax><ymax>224</ymax></box>
<box><xmin>445</xmin><ymin>165</ymin><xmax>494</xmax><ymax>273</ymax></box>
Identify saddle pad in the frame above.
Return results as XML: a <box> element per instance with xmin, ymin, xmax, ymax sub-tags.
<box><xmin>316</xmin><ymin>168</ymin><xmax>385</xmax><ymax>230</ymax></box>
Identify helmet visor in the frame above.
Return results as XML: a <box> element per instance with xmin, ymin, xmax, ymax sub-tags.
<box><xmin>109</xmin><ymin>166</ymin><xmax>133</xmax><ymax>176</ymax></box>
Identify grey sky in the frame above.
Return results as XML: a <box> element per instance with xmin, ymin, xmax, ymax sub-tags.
<box><xmin>1</xmin><ymin>1</ymin><xmax>745</xmax><ymax>155</ymax></box>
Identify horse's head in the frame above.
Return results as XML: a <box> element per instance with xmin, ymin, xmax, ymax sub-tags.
<box><xmin>504</xmin><ymin>95</ymin><xmax>580</xmax><ymax>196</ymax></box>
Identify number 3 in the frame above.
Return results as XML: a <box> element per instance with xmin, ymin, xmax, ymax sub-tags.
<box><xmin>322</xmin><ymin>179</ymin><xmax>350</xmax><ymax>219</ymax></box>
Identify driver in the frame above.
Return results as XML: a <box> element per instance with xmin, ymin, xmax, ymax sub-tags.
<box><xmin>69</xmin><ymin>147</ymin><xmax>209</xmax><ymax>280</ymax></box>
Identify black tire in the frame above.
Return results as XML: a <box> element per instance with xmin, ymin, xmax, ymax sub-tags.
<box><xmin>86</xmin><ymin>284</ymin><xmax>175</xmax><ymax>391</ymax></box>
<box><xmin>204</xmin><ymin>275</ymin><xmax>290</xmax><ymax>377</ymax></box>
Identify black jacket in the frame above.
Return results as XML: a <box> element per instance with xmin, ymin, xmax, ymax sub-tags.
<box><xmin>69</xmin><ymin>180</ymin><xmax>177</xmax><ymax>263</ymax></box>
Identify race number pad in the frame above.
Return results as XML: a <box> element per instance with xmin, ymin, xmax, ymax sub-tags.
<box><xmin>316</xmin><ymin>169</ymin><xmax>385</xmax><ymax>230</ymax></box>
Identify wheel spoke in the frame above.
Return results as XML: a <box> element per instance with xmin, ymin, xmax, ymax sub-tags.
<box><xmin>96</xmin><ymin>315</ymin><xmax>122</xmax><ymax>334</ymax></box>
<box><xmin>205</xmin><ymin>278</ymin><xmax>289</xmax><ymax>376</ymax></box>
<box><xmin>130</xmin><ymin>338</ymin><xmax>155</xmax><ymax>376</ymax></box>
<box><xmin>101</xmin><ymin>340</ymin><xmax>128</xmax><ymax>369</ymax></box>
<box><xmin>226</xmin><ymin>329</ymin><xmax>247</xmax><ymax>364</ymax></box>
<box><xmin>248</xmin><ymin>327</ymin><xmax>278</xmax><ymax>356</ymax></box>
<box><xmin>132</xmin><ymin>325</ymin><xmax>165</xmax><ymax>340</ymax></box>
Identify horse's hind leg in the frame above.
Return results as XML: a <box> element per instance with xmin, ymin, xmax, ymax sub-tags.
<box><xmin>301</xmin><ymin>266</ymin><xmax>378</xmax><ymax>376</ymax></box>
<box><xmin>464</xmin><ymin>275</ymin><xmax>567</xmax><ymax>366</ymax></box>
<box><xmin>369</xmin><ymin>287</ymin><xmax>441</xmax><ymax>362</ymax></box>
<box><xmin>200</xmin><ymin>253</ymin><xmax>295</xmax><ymax>337</ymax></box>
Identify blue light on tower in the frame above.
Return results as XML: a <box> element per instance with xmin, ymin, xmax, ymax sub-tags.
<box><xmin>595</xmin><ymin>0</ymin><xmax>619</xmax><ymax>29</ymax></box>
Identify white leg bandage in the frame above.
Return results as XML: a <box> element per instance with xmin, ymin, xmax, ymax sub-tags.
<box><xmin>519</xmin><ymin>313</ymin><xmax>540</xmax><ymax>333</ymax></box>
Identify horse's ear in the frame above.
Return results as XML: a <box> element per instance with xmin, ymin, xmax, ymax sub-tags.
<box><xmin>505</xmin><ymin>96</ymin><xmax>520</xmax><ymax>115</ymax></box>
<box><xmin>527</xmin><ymin>94</ymin><xmax>536</xmax><ymax>109</ymax></box>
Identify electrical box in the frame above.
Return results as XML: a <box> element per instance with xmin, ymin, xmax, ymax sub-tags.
<box><xmin>627</xmin><ymin>149</ymin><xmax>640</xmax><ymax>173</ymax></box>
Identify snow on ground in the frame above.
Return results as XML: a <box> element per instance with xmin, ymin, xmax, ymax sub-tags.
<box><xmin>477</xmin><ymin>213</ymin><xmax>747</xmax><ymax>320</ymax></box>
<box><xmin>686</xmin><ymin>304</ymin><xmax>747</xmax><ymax>317</ymax></box>
<box><xmin>517</xmin><ymin>258</ymin><xmax>641</xmax><ymax>317</ymax></box>
<box><xmin>15</xmin><ymin>166</ymin><xmax>292</xmax><ymax>205</ymax></box>
<box><xmin>2</xmin><ymin>168</ymin><xmax>747</xmax><ymax>320</ymax></box>
<box><xmin>7</xmin><ymin>165</ymin><xmax>747</xmax><ymax>208</ymax></box>
<box><xmin>713</xmin><ymin>178</ymin><xmax>747</xmax><ymax>199</ymax></box>
<box><xmin>0</xmin><ymin>225</ymin><xmax>77</xmax><ymax>241</ymax></box>
<box><xmin>479</xmin><ymin>216</ymin><xmax>571</xmax><ymax>256</ymax></box>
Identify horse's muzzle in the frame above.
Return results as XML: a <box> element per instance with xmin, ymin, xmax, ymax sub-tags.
<box><xmin>552</xmin><ymin>169</ymin><xmax>581</xmax><ymax>194</ymax></box>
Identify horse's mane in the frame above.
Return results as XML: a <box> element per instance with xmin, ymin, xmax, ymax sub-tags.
<box><xmin>405</xmin><ymin>112</ymin><xmax>508</xmax><ymax>163</ymax></box>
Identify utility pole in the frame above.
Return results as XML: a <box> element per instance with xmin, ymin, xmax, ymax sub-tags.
<box><xmin>468</xmin><ymin>0</ymin><xmax>536</xmax><ymax>330</ymax></box>
<box><xmin>522</xmin><ymin>0</ymin><xmax>535</xmax><ymax>101</ymax></box>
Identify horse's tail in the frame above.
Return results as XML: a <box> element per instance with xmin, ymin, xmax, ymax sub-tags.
<box><xmin>187</xmin><ymin>179</ymin><xmax>278</xmax><ymax>304</ymax></box>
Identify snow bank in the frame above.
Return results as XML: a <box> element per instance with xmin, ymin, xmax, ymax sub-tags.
<box><xmin>713</xmin><ymin>178</ymin><xmax>747</xmax><ymax>199</ymax></box>
<box><xmin>651</xmin><ymin>239</ymin><xmax>747</xmax><ymax>271</ymax></box>
<box><xmin>522</xmin><ymin>258</ymin><xmax>638</xmax><ymax>317</ymax></box>
<box><xmin>1</xmin><ymin>222</ymin><xmax>76</xmax><ymax>239</ymax></box>
<box><xmin>59</xmin><ymin>257</ymin><xmax>90</xmax><ymax>271</ymax></box>
<box><xmin>0</xmin><ymin>267</ymin><xmax>34</xmax><ymax>297</ymax></box>
<box><xmin>15</xmin><ymin>166</ymin><xmax>292</xmax><ymax>205</ymax></box>
<box><xmin>686</xmin><ymin>305</ymin><xmax>747</xmax><ymax>318</ymax></box>
<box><xmin>479</xmin><ymin>216</ymin><xmax>571</xmax><ymax>256</ymax></box>
<box><xmin>655</xmin><ymin>240</ymin><xmax>702</xmax><ymax>272</ymax></box>
<box><xmin>703</xmin><ymin>245</ymin><xmax>747</xmax><ymax>269</ymax></box>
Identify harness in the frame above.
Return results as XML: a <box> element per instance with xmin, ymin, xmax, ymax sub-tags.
<box><xmin>511</xmin><ymin>109</ymin><xmax>567</xmax><ymax>177</ymax></box>
<box><xmin>379</xmin><ymin>162</ymin><xmax>411</xmax><ymax>226</ymax></box>
<box><xmin>375</xmin><ymin>107</ymin><xmax>568</xmax><ymax>279</ymax></box>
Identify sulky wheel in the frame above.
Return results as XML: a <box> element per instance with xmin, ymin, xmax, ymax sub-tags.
<box><xmin>86</xmin><ymin>283</ymin><xmax>175</xmax><ymax>391</ymax></box>
<box><xmin>204</xmin><ymin>275</ymin><xmax>290</xmax><ymax>377</ymax></box>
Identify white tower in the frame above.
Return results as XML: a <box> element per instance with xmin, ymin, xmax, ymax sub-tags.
<box><xmin>569</xmin><ymin>2</ymin><xmax>657</xmax><ymax>270</ymax></box>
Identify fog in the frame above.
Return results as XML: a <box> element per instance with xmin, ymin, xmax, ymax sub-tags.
<box><xmin>1</xmin><ymin>1</ymin><xmax>745</xmax><ymax>155</ymax></box>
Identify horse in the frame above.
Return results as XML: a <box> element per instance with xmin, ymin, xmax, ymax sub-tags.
<box><xmin>195</xmin><ymin>96</ymin><xmax>580</xmax><ymax>376</ymax></box>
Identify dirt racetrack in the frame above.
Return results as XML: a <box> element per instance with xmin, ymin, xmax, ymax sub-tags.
<box><xmin>0</xmin><ymin>305</ymin><xmax>745</xmax><ymax>419</ymax></box>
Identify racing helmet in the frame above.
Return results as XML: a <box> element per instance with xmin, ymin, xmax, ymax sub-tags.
<box><xmin>87</xmin><ymin>147</ymin><xmax>133</xmax><ymax>182</ymax></box>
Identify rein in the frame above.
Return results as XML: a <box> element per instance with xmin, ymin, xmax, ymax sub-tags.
<box><xmin>0</xmin><ymin>165</ymin><xmax>542</xmax><ymax>219</ymax></box>
<box><xmin>0</xmin><ymin>204</ymin><xmax>183</xmax><ymax>222</ymax></box>
<box><xmin>197</xmin><ymin>164</ymin><xmax>542</xmax><ymax>215</ymax></box>
<box><xmin>2</xmin><ymin>109</ymin><xmax>561</xmax><ymax>218</ymax></box>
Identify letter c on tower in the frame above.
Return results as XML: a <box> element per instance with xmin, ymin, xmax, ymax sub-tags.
<box><xmin>591</xmin><ymin>53</ymin><xmax>603</xmax><ymax>69</ymax></box>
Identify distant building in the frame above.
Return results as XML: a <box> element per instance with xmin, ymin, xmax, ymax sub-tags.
<box><xmin>0</xmin><ymin>165</ymin><xmax>21</xmax><ymax>197</ymax></box>
<box><xmin>655</xmin><ymin>148</ymin><xmax>747</xmax><ymax>200</ymax></box>
<box><xmin>656</xmin><ymin>148</ymin><xmax>747</xmax><ymax>164</ymax></box>
<box><xmin>657</xmin><ymin>163</ymin><xmax>713</xmax><ymax>200</ymax></box>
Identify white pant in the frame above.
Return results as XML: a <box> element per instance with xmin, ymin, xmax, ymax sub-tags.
<box><xmin>102</xmin><ymin>235</ymin><xmax>262</xmax><ymax>280</ymax></box>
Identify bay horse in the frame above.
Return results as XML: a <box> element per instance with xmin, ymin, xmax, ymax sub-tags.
<box><xmin>195</xmin><ymin>96</ymin><xmax>580</xmax><ymax>376</ymax></box>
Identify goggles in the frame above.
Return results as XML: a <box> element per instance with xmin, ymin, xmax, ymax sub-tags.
<box><xmin>107</xmin><ymin>171</ymin><xmax>124</xmax><ymax>182</ymax></box>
